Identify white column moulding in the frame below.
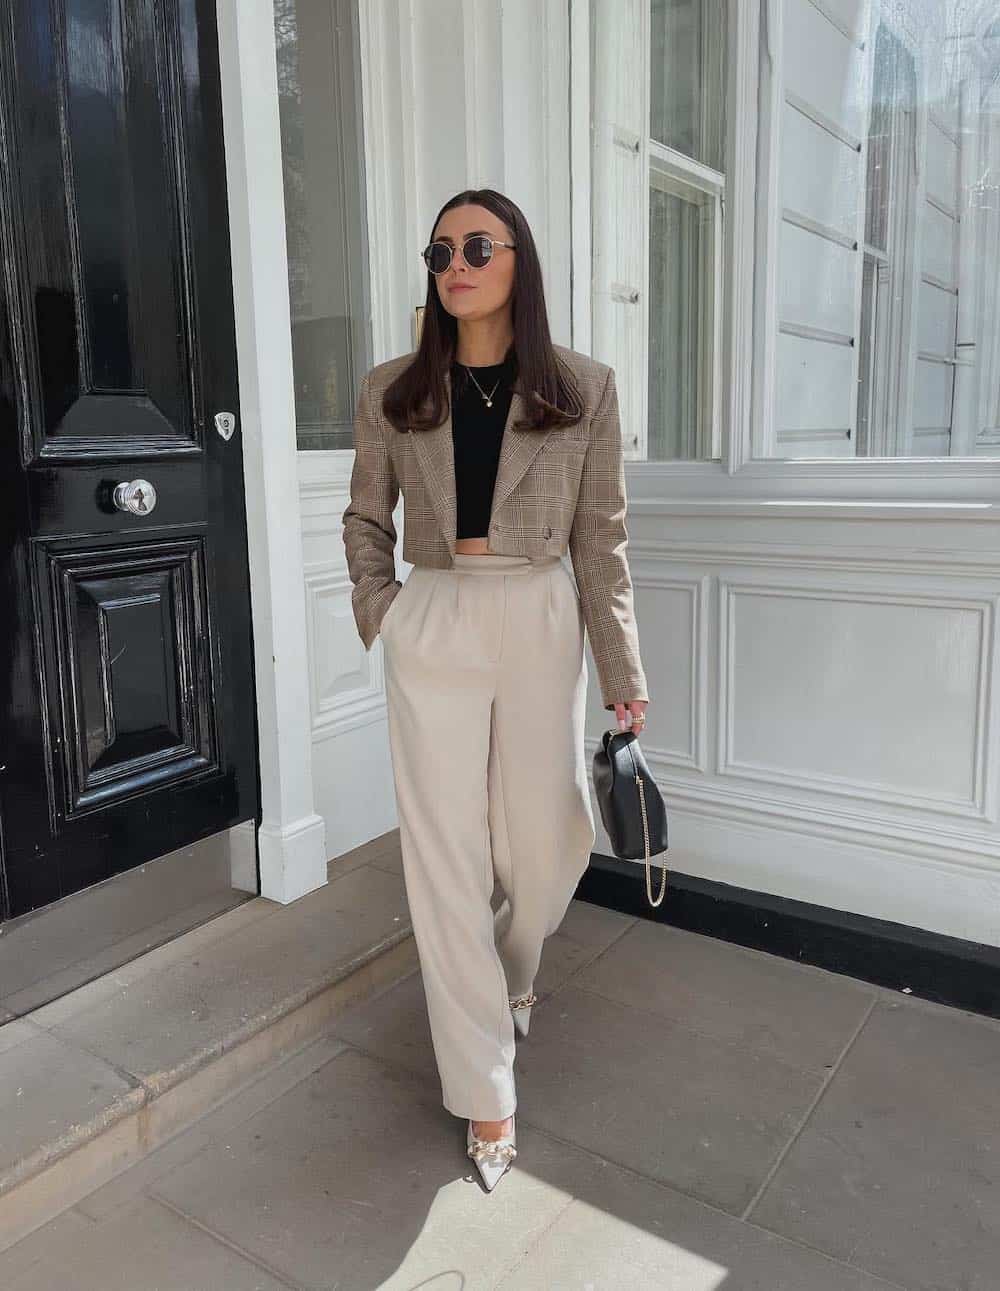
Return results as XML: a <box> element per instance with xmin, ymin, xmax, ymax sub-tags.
<box><xmin>569</xmin><ymin>0</ymin><xmax>594</xmax><ymax>354</ymax></box>
<box><xmin>499</xmin><ymin>0</ymin><xmax>573</xmax><ymax>345</ymax></box>
<box><xmin>216</xmin><ymin>0</ymin><xmax>328</xmax><ymax>903</ymax></box>
<box><xmin>975</xmin><ymin>73</ymin><xmax>1000</xmax><ymax>447</ymax></box>
<box><xmin>724</xmin><ymin>0</ymin><xmax>760</xmax><ymax>472</ymax></box>
<box><xmin>589</xmin><ymin>0</ymin><xmax>649</xmax><ymax>459</ymax></box>
<box><xmin>751</xmin><ymin>0</ymin><xmax>782</xmax><ymax>463</ymax></box>
<box><xmin>951</xmin><ymin>64</ymin><xmax>979</xmax><ymax>456</ymax></box>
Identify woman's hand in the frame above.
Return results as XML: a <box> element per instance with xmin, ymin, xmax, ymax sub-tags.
<box><xmin>613</xmin><ymin>700</ymin><xmax>647</xmax><ymax>735</ymax></box>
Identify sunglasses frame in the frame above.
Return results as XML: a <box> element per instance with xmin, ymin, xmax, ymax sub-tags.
<box><xmin>421</xmin><ymin>235</ymin><xmax>517</xmax><ymax>275</ymax></box>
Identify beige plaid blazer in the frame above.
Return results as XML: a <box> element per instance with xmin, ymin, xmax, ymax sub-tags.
<box><xmin>342</xmin><ymin>342</ymin><xmax>647</xmax><ymax>711</ymax></box>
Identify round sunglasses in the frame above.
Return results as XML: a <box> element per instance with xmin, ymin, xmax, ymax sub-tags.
<box><xmin>421</xmin><ymin>234</ymin><xmax>516</xmax><ymax>275</ymax></box>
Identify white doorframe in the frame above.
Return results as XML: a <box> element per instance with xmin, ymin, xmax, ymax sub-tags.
<box><xmin>215</xmin><ymin>0</ymin><xmax>328</xmax><ymax>904</ymax></box>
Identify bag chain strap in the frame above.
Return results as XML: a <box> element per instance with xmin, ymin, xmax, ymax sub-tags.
<box><xmin>636</xmin><ymin>773</ymin><xmax>668</xmax><ymax>906</ymax></box>
<box><xmin>610</xmin><ymin>731</ymin><xmax>669</xmax><ymax>908</ymax></box>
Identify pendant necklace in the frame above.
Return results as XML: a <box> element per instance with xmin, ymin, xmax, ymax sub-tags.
<box><xmin>464</xmin><ymin>366</ymin><xmax>504</xmax><ymax>408</ymax></box>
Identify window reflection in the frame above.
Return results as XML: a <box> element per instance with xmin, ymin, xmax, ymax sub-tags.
<box><xmin>774</xmin><ymin>2</ymin><xmax>1000</xmax><ymax>458</ymax></box>
<box><xmin>647</xmin><ymin>0</ymin><xmax>727</xmax><ymax>461</ymax></box>
<box><xmin>274</xmin><ymin>0</ymin><xmax>370</xmax><ymax>452</ymax></box>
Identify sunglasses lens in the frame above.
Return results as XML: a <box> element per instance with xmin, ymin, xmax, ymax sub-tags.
<box><xmin>425</xmin><ymin>243</ymin><xmax>451</xmax><ymax>274</ymax></box>
<box><xmin>464</xmin><ymin>236</ymin><xmax>492</xmax><ymax>268</ymax></box>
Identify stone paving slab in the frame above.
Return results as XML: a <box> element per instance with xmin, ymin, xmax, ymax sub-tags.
<box><xmin>151</xmin><ymin>1044</ymin><xmax>563</xmax><ymax>1290</ymax></box>
<box><xmin>0</xmin><ymin>836</ymin><xmax>414</xmax><ymax>1249</ymax></box>
<box><xmin>513</xmin><ymin>982</ymin><xmax>828</xmax><ymax>1214</ymax></box>
<box><xmin>76</xmin><ymin>1034</ymin><xmax>353</xmax><ymax>1224</ymax></box>
<box><xmin>6</xmin><ymin>1195</ymin><xmax>294</xmax><ymax>1290</ymax></box>
<box><xmin>492</xmin><ymin>1150</ymin><xmax>903</xmax><ymax>1291</ymax></box>
<box><xmin>42</xmin><ymin>864</ymin><xmax>409</xmax><ymax>1086</ymax></box>
<box><xmin>0</xmin><ymin>1024</ymin><xmax>142</xmax><ymax>1194</ymax></box>
<box><xmin>574</xmin><ymin>917</ymin><xmax>877</xmax><ymax>1072</ymax></box>
<box><xmin>21</xmin><ymin>891</ymin><xmax>282</xmax><ymax>1032</ymax></box>
<box><xmin>750</xmin><ymin>994</ymin><xmax>1000</xmax><ymax>1291</ymax></box>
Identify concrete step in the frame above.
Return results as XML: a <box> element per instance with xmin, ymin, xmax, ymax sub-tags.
<box><xmin>0</xmin><ymin>837</ymin><xmax>416</xmax><ymax>1254</ymax></box>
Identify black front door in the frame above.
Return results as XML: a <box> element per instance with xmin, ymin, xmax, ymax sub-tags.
<box><xmin>0</xmin><ymin>0</ymin><xmax>259</xmax><ymax>919</ymax></box>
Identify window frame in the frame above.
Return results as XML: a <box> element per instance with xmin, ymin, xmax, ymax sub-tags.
<box><xmin>648</xmin><ymin>143</ymin><xmax>725</xmax><ymax>461</ymax></box>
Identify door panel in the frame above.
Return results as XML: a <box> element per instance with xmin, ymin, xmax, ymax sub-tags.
<box><xmin>0</xmin><ymin>0</ymin><xmax>259</xmax><ymax>920</ymax></box>
<box><xmin>40</xmin><ymin>536</ymin><xmax>215</xmax><ymax>815</ymax></box>
<box><xmin>13</xmin><ymin>1</ymin><xmax>199</xmax><ymax>461</ymax></box>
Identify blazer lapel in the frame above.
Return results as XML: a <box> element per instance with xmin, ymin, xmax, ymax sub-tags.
<box><xmin>408</xmin><ymin>365</ymin><xmax>552</xmax><ymax>554</ymax></box>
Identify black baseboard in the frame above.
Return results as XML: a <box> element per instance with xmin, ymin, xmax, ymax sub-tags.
<box><xmin>577</xmin><ymin>853</ymin><xmax>1000</xmax><ymax>1023</ymax></box>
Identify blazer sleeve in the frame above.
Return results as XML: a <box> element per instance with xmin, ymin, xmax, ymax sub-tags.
<box><xmin>568</xmin><ymin>365</ymin><xmax>648</xmax><ymax>711</ymax></box>
<box><xmin>341</xmin><ymin>371</ymin><xmax>402</xmax><ymax>651</ymax></box>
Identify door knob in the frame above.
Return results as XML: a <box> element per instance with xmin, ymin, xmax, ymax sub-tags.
<box><xmin>113</xmin><ymin>479</ymin><xmax>157</xmax><ymax>516</ymax></box>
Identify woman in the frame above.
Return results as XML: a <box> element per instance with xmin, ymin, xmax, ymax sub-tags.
<box><xmin>342</xmin><ymin>188</ymin><xmax>648</xmax><ymax>1191</ymax></box>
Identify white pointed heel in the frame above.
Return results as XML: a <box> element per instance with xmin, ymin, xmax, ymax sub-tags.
<box><xmin>467</xmin><ymin>1116</ymin><xmax>517</xmax><ymax>1191</ymax></box>
<box><xmin>509</xmin><ymin>990</ymin><xmax>537</xmax><ymax>1038</ymax></box>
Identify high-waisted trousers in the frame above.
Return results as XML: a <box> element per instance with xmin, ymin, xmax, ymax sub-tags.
<box><xmin>382</xmin><ymin>552</ymin><xmax>597</xmax><ymax>1120</ymax></box>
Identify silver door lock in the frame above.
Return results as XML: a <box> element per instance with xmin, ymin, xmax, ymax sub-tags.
<box><xmin>113</xmin><ymin>479</ymin><xmax>157</xmax><ymax>516</ymax></box>
<box><xmin>214</xmin><ymin>411</ymin><xmax>237</xmax><ymax>441</ymax></box>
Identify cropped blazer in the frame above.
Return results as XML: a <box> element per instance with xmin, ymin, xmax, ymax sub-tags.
<box><xmin>341</xmin><ymin>342</ymin><xmax>647</xmax><ymax>711</ymax></box>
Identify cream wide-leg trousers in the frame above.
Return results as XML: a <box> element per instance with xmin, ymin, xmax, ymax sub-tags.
<box><xmin>381</xmin><ymin>552</ymin><xmax>597</xmax><ymax>1120</ymax></box>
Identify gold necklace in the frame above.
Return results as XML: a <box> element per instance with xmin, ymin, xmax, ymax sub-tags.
<box><xmin>464</xmin><ymin>366</ymin><xmax>504</xmax><ymax>408</ymax></box>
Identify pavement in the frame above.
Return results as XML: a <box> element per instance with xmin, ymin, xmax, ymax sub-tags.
<box><xmin>1</xmin><ymin>836</ymin><xmax>996</xmax><ymax>1290</ymax></box>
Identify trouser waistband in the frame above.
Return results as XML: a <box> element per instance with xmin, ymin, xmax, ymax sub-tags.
<box><xmin>446</xmin><ymin>553</ymin><xmax>562</xmax><ymax>576</ymax></box>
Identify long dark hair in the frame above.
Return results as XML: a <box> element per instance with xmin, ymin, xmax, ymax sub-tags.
<box><xmin>381</xmin><ymin>189</ymin><xmax>584</xmax><ymax>434</ymax></box>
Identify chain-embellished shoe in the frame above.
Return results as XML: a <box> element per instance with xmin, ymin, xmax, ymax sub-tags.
<box><xmin>509</xmin><ymin>991</ymin><xmax>537</xmax><ymax>1038</ymax></box>
<box><xmin>467</xmin><ymin>1116</ymin><xmax>517</xmax><ymax>1191</ymax></box>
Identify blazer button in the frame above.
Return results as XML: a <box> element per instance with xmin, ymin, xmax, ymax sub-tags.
<box><xmin>542</xmin><ymin>524</ymin><xmax>552</xmax><ymax>539</ymax></box>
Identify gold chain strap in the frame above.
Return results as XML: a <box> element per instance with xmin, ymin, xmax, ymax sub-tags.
<box><xmin>606</xmin><ymin>730</ymin><xmax>668</xmax><ymax>908</ymax></box>
<box><xmin>636</xmin><ymin>772</ymin><xmax>668</xmax><ymax>907</ymax></box>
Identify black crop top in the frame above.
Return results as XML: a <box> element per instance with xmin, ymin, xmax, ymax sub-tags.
<box><xmin>450</xmin><ymin>345</ymin><xmax>518</xmax><ymax>540</ymax></box>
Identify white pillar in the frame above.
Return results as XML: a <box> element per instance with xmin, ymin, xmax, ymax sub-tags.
<box><xmin>216</xmin><ymin>0</ymin><xmax>327</xmax><ymax>903</ymax></box>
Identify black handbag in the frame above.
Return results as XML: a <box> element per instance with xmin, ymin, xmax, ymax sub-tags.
<box><xmin>592</xmin><ymin>728</ymin><xmax>670</xmax><ymax>907</ymax></box>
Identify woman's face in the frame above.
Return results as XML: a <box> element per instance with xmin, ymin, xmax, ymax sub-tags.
<box><xmin>431</xmin><ymin>205</ymin><xmax>516</xmax><ymax>323</ymax></box>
